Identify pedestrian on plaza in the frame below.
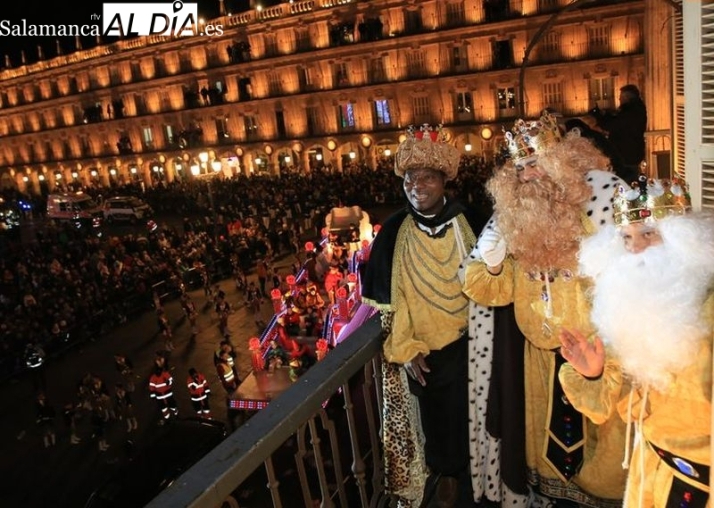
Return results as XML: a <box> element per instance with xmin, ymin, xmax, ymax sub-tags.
<box><xmin>180</xmin><ymin>293</ymin><xmax>200</xmax><ymax>338</ymax></box>
<box><xmin>216</xmin><ymin>351</ymin><xmax>238</xmax><ymax>394</ymax></box>
<box><xmin>114</xmin><ymin>383</ymin><xmax>138</xmax><ymax>433</ymax></box>
<box><xmin>36</xmin><ymin>392</ymin><xmax>56</xmax><ymax>448</ymax></box>
<box><xmin>187</xmin><ymin>368</ymin><xmax>212</xmax><ymax>418</ymax></box>
<box><xmin>91</xmin><ymin>404</ymin><xmax>110</xmax><ymax>452</ymax></box>
<box><xmin>113</xmin><ymin>353</ymin><xmax>136</xmax><ymax>393</ymax></box>
<box><xmin>62</xmin><ymin>402</ymin><xmax>82</xmax><ymax>445</ymax></box>
<box><xmin>245</xmin><ymin>281</ymin><xmax>265</xmax><ymax>329</ymax></box>
<box><xmin>156</xmin><ymin>308</ymin><xmax>174</xmax><ymax>351</ymax></box>
<box><xmin>256</xmin><ymin>257</ymin><xmax>269</xmax><ymax>297</ymax></box>
<box><xmin>148</xmin><ymin>364</ymin><xmax>179</xmax><ymax>422</ymax></box>
<box><xmin>214</xmin><ymin>290</ymin><xmax>232</xmax><ymax>338</ymax></box>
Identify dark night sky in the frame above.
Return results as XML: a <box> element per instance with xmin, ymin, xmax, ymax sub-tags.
<box><xmin>0</xmin><ymin>0</ymin><xmax>266</xmax><ymax>68</ymax></box>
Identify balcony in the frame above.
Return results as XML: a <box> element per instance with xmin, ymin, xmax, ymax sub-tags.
<box><xmin>147</xmin><ymin>315</ymin><xmax>387</xmax><ymax>508</ymax></box>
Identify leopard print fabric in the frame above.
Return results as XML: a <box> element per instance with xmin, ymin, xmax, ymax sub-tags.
<box><xmin>380</xmin><ymin>311</ymin><xmax>429</xmax><ymax>508</ymax></box>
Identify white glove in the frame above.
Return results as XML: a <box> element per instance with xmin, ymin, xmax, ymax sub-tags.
<box><xmin>477</xmin><ymin>222</ymin><xmax>506</xmax><ymax>268</ymax></box>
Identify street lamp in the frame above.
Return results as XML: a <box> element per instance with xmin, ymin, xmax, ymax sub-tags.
<box><xmin>211</xmin><ymin>160</ymin><xmax>221</xmax><ymax>172</ymax></box>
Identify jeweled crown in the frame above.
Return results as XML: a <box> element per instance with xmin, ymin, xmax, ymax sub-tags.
<box><xmin>613</xmin><ymin>175</ymin><xmax>692</xmax><ymax>226</ymax></box>
<box><xmin>504</xmin><ymin>111</ymin><xmax>562</xmax><ymax>163</ymax></box>
<box><xmin>394</xmin><ymin>124</ymin><xmax>460</xmax><ymax>181</ymax></box>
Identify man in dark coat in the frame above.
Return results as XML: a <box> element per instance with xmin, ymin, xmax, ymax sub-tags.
<box><xmin>591</xmin><ymin>83</ymin><xmax>647</xmax><ymax>183</ymax></box>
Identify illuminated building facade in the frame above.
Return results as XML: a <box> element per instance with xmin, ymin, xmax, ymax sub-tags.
<box><xmin>0</xmin><ymin>0</ymin><xmax>653</xmax><ymax>194</ymax></box>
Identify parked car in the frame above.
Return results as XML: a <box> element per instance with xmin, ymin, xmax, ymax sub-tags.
<box><xmin>102</xmin><ymin>196</ymin><xmax>153</xmax><ymax>224</ymax></box>
<box><xmin>46</xmin><ymin>192</ymin><xmax>103</xmax><ymax>230</ymax></box>
<box><xmin>83</xmin><ymin>418</ymin><xmax>227</xmax><ymax>508</ymax></box>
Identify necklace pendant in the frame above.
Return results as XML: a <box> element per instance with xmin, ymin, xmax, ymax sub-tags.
<box><xmin>542</xmin><ymin>321</ymin><xmax>552</xmax><ymax>337</ymax></box>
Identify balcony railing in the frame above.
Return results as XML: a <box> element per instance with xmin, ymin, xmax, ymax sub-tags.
<box><xmin>147</xmin><ymin>314</ymin><xmax>387</xmax><ymax>508</ymax></box>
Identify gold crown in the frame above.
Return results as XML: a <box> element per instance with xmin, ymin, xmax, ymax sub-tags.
<box><xmin>613</xmin><ymin>176</ymin><xmax>692</xmax><ymax>226</ymax></box>
<box><xmin>394</xmin><ymin>124</ymin><xmax>460</xmax><ymax>181</ymax></box>
<box><xmin>504</xmin><ymin>111</ymin><xmax>562</xmax><ymax>163</ymax></box>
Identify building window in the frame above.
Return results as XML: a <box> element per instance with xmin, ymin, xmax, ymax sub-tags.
<box><xmin>542</xmin><ymin>82</ymin><xmax>563</xmax><ymax>111</ymax></box>
<box><xmin>275</xmin><ymin>110</ymin><xmax>287</xmax><ymax>138</ymax></box>
<box><xmin>412</xmin><ymin>96</ymin><xmax>430</xmax><ymax>123</ymax></box>
<box><xmin>493</xmin><ymin>40</ymin><xmax>514</xmax><ymax>69</ymax></box>
<box><xmin>538</xmin><ymin>0</ymin><xmax>560</xmax><ymax>12</ymax></box>
<box><xmin>164</xmin><ymin>125</ymin><xmax>175</xmax><ymax>145</ymax></box>
<box><xmin>497</xmin><ymin>87</ymin><xmax>517</xmax><ymax>115</ymax></box>
<box><xmin>238</xmin><ymin>78</ymin><xmax>252</xmax><ymax>101</ymax></box>
<box><xmin>539</xmin><ymin>31</ymin><xmax>561</xmax><ymax>62</ymax></box>
<box><xmin>215</xmin><ymin>117</ymin><xmax>229</xmax><ymax>139</ymax></box>
<box><xmin>244</xmin><ymin>115</ymin><xmax>258</xmax><ymax>140</ymax></box>
<box><xmin>264</xmin><ymin>34</ymin><xmax>278</xmax><ymax>57</ymax></box>
<box><xmin>446</xmin><ymin>1</ymin><xmax>465</xmax><ymax>27</ymax></box>
<box><xmin>268</xmin><ymin>72</ymin><xmax>282</xmax><ymax>95</ymax></box>
<box><xmin>142</xmin><ymin>127</ymin><xmax>154</xmax><ymax>149</ymax></box>
<box><xmin>588</xmin><ymin>26</ymin><xmax>610</xmax><ymax>57</ymax></box>
<box><xmin>334</xmin><ymin>62</ymin><xmax>349</xmax><ymax>87</ymax></box>
<box><xmin>404</xmin><ymin>10</ymin><xmax>422</xmax><ymax>34</ymax></box>
<box><xmin>452</xmin><ymin>46</ymin><xmax>467</xmax><ymax>70</ymax></box>
<box><xmin>407</xmin><ymin>50</ymin><xmax>426</xmax><ymax>78</ymax></box>
<box><xmin>369</xmin><ymin>58</ymin><xmax>386</xmax><ymax>83</ymax></box>
<box><xmin>589</xmin><ymin>76</ymin><xmax>615</xmax><ymax>109</ymax></box>
<box><xmin>298</xmin><ymin>67</ymin><xmax>314</xmax><ymax>92</ymax></box>
<box><xmin>306</xmin><ymin>106</ymin><xmax>321</xmax><ymax>136</ymax></box>
<box><xmin>337</xmin><ymin>103</ymin><xmax>356</xmax><ymax>131</ymax></box>
<box><xmin>454</xmin><ymin>92</ymin><xmax>473</xmax><ymax>121</ymax></box>
<box><xmin>373</xmin><ymin>99</ymin><xmax>392</xmax><ymax>126</ymax></box>
<box><xmin>296</xmin><ymin>29</ymin><xmax>311</xmax><ymax>51</ymax></box>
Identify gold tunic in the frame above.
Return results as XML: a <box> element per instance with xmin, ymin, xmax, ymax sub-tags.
<box><xmin>463</xmin><ymin>257</ymin><xmax>628</xmax><ymax>506</ymax></box>
<box><xmin>560</xmin><ymin>292</ymin><xmax>714</xmax><ymax>508</ymax></box>
<box><xmin>383</xmin><ymin>218</ymin><xmax>471</xmax><ymax>364</ymax></box>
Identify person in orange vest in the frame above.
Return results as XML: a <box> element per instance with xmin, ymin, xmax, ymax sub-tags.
<box><xmin>216</xmin><ymin>350</ymin><xmax>238</xmax><ymax>393</ymax></box>
<box><xmin>186</xmin><ymin>368</ymin><xmax>211</xmax><ymax>418</ymax></box>
<box><xmin>148</xmin><ymin>365</ymin><xmax>178</xmax><ymax>421</ymax></box>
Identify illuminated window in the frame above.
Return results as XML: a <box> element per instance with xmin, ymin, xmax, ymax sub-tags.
<box><xmin>455</xmin><ymin>92</ymin><xmax>473</xmax><ymax>115</ymax></box>
<box><xmin>142</xmin><ymin>127</ymin><xmax>154</xmax><ymax>149</ymax></box>
<box><xmin>373</xmin><ymin>99</ymin><xmax>392</xmax><ymax>126</ymax></box>
<box><xmin>589</xmin><ymin>76</ymin><xmax>615</xmax><ymax>109</ymax></box>
<box><xmin>337</xmin><ymin>103</ymin><xmax>355</xmax><ymax>131</ymax></box>
<box><xmin>497</xmin><ymin>87</ymin><xmax>516</xmax><ymax>111</ymax></box>
<box><xmin>244</xmin><ymin>115</ymin><xmax>258</xmax><ymax>140</ymax></box>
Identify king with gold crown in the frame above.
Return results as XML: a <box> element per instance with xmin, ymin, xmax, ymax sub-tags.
<box><xmin>461</xmin><ymin>110</ymin><xmax>632</xmax><ymax>507</ymax></box>
<box><xmin>362</xmin><ymin>124</ymin><xmax>530</xmax><ymax>507</ymax></box>
<box><xmin>558</xmin><ymin>176</ymin><xmax>714</xmax><ymax>508</ymax></box>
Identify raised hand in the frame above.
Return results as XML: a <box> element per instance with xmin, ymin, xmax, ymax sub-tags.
<box><xmin>559</xmin><ymin>328</ymin><xmax>605</xmax><ymax>379</ymax></box>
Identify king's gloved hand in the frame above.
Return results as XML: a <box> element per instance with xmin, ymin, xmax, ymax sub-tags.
<box><xmin>477</xmin><ymin>221</ymin><xmax>506</xmax><ymax>268</ymax></box>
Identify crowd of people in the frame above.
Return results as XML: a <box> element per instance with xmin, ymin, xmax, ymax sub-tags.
<box><xmin>0</xmin><ymin>158</ymin><xmax>494</xmax><ymax>384</ymax></box>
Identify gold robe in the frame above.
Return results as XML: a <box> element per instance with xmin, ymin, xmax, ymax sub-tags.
<box><xmin>463</xmin><ymin>257</ymin><xmax>628</xmax><ymax>507</ymax></box>
<box><xmin>560</xmin><ymin>293</ymin><xmax>714</xmax><ymax>508</ymax></box>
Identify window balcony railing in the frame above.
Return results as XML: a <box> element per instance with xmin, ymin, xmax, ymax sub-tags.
<box><xmin>146</xmin><ymin>315</ymin><xmax>388</xmax><ymax>508</ymax></box>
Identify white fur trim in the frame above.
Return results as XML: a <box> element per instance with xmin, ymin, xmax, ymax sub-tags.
<box><xmin>584</xmin><ymin>170</ymin><xmax>627</xmax><ymax>230</ymax></box>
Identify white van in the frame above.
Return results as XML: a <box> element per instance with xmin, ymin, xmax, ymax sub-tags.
<box><xmin>47</xmin><ymin>192</ymin><xmax>103</xmax><ymax>229</ymax></box>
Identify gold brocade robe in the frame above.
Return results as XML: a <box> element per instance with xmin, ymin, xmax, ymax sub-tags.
<box><xmin>383</xmin><ymin>219</ymin><xmax>470</xmax><ymax>364</ymax></box>
<box><xmin>462</xmin><ymin>257</ymin><xmax>628</xmax><ymax>506</ymax></box>
<box><xmin>560</xmin><ymin>292</ymin><xmax>714</xmax><ymax>508</ymax></box>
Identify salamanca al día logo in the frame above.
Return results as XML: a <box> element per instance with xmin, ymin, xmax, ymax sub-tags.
<box><xmin>102</xmin><ymin>1</ymin><xmax>212</xmax><ymax>37</ymax></box>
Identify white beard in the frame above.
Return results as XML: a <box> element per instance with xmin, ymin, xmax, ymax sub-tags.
<box><xmin>580</xmin><ymin>215</ymin><xmax>714</xmax><ymax>390</ymax></box>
